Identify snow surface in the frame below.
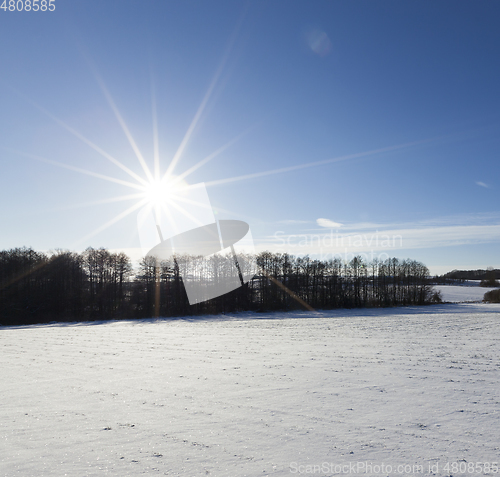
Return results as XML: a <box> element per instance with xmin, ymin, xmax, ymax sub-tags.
<box><xmin>2</xmin><ymin>304</ymin><xmax>500</xmax><ymax>476</ymax></box>
<box><xmin>435</xmin><ymin>285</ymin><xmax>497</xmax><ymax>303</ymax></box>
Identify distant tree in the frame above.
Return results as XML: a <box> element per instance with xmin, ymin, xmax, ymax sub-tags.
<box><xmin>483</xmin><ymin>289</ymin><xmax>500</xmax><ymax>303</ymax></box>
<box><xmin>82</xmin><ymin>247</ymin><xmax>133</xmax><ymax>318</ymax></box>
<box><xmin>0</xmin><ymin>247</ymin><xmax>48</xmax><ymax>325</ymax></box>
<box><xmin>429</xmin><ymin>290</ymin><xmax>443</xmax><ymax>304</ymax></box>
<box><xmin>44</xmin><ymin>250</ymin><xmax>87</xmax><ymax>319</ymax></box>
<box><xmin>480</xmin><ymin>267</ymin><xmax>500</xmax><ymax>287</ymax></box>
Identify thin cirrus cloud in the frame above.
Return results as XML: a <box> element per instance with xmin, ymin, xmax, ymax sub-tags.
<box><xmin>317</xmin><ymin>218</ymin><xmax>344</xmax><ymax>228</ymax></box>
<box><xmin>304</xmin><ymin>27</ymin><xmax>333</xmax><ymax>57</ymax></box>
<box><xmin>476</xmin><ymin>181</ymin><xmax>490</xmax><ymax>188</ymax></box>
<box><xmin>260</xmin><ymin>224</ymin><xmax>500</xmax><ymax>255</ymax></box>
<box><xmin>259</xmin><ymin>213</ymin><xmax>500</xmax><ymax>256</ymax></box>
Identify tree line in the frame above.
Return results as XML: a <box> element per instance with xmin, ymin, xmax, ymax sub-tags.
<box><xmin>0</xmin><ymin>247</ymin><xmax>437</xmax><ymax>326</ymax></box>
<box><xmin>437</xmin><ymin>267</ymin><xmax>500</xmax><ymax>283</ymax></box>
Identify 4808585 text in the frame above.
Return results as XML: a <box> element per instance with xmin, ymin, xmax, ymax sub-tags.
<box><xmin>1</xmin><ymin>0</ymin><xmax>55</xmax><ymax>11</ymax></box>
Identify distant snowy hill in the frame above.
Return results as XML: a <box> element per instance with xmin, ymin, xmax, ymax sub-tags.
<box><xmin>435</xmin><ymin>284</ymin><xmax>497</xmax><ymax>303</ymax></box>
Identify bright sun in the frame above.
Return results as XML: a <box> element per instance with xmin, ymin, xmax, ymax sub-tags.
<box><xmin>27</xmin><ymin>52</ymin><xmax>252</xmax><ymax>249</ymax></box>
<box><xmin>143</xmin><ymin>179</ymin><xmax>170</xmax><ymax>205</ymax></box>
<box><xmin>142</xmin><ymin>176</ymin><xmax>189</xmax><ymax>207</ymax></box>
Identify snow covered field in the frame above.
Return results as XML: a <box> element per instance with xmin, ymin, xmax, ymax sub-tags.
<box><xmin>2</xmin><ymin>304</ymin><xmax>500</xmax><ymax>477</ymax></box>
<box><xmin>435</xmin><ymin>285</ymin><xmax>497</xmax><ymax>303</ymax></box>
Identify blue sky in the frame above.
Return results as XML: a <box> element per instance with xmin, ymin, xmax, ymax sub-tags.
<box><xmin>1</xmin><ymin>0</ymin><xmax>499</xmax><ymax>274</ymax></box>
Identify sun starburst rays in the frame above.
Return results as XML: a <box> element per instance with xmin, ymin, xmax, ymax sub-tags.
<box><xmin>12</xmin><ymin>79</ymin><xmax>436</xmax><ymax>254</ymax></box>
<box><xmin>10</xmin><ymin>87</ymin><xmax>150</xmax><ymax>188</ymax></box>
<box><xmin>85</xmin><ymin>56</ymin><xmax>156</xmax><ymax>185</ymax></box>
<box><xmin>11</xmin><ymin>40</ymin><xmax>440</xmax><ymax>254</ymax></box>
<box><xmin>73</xmin><ymin>197</ymin><xmax>150</xmax><ymax>247</ymax></box>
<box><xmin>151</xmin><ymin>76</ymin><xmax>161</xmax><ymax>183</ymax></box>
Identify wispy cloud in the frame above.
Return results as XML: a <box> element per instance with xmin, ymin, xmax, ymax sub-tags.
<box><xmin>476</xmin><ymin>181</ymin><xmax>490</xmax><ymax>188</ymax></box>
<box><xmin>259</xmin><ymin>213</ymin><xmax>500</xmax><ymax>257</ymax></box>
<box><xmin>300</xmin><ymin>212</ymin><xmax>500</xmax><ymax>233</ymax></box>
<box><xmin>317</xmin><ymin>218</ymin><xmax>343</xmax><ymax>228</ymax></box>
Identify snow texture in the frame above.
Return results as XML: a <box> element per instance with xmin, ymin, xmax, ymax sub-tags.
<box><xmin>2</xmin><ymin>303</ymin><xmax>500</xmax><ymax>476</ymax></box>
<box><xmin>435</xmin><ymin>285</ymin><xmax>497</xmax><ymax>303</ymax></box>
